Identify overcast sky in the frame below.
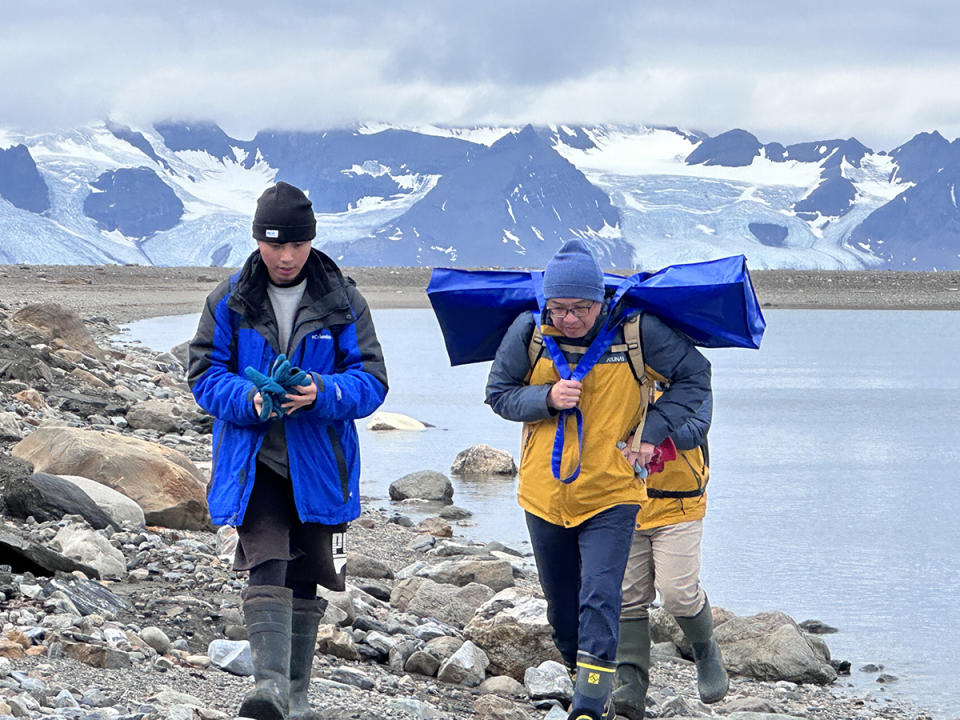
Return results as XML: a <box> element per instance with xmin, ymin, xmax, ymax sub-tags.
<box><xmin>3</xmin><ymin>0</ymin><xmax>958</xmax><ymax>149</ymax></box>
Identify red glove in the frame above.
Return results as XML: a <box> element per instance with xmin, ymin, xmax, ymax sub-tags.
<box><xmin>646</xmin><ymin>436</ymin><xmax>678</xmax><ymax>475</ymax></box>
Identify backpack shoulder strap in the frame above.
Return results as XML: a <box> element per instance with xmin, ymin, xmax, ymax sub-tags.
<box><xmin>623</xmin><ymin>313</ymin><xmax>648</xmax><ymax>386</ymax></box>
<box><xmin>525</xmin><ymin>315</ymin><xmax>546</xmax><ymax>383</ymax></box>
<box><xmin>620</xmin><ymin>313</ymin><xmax>656</xmax><ymax>454</ymax></box>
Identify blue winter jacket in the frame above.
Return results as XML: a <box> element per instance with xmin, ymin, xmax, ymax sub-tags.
<box><xmin>188</xmin><ymin>249</ymin><xmax>388</xmax><ymax>526</ymax></box>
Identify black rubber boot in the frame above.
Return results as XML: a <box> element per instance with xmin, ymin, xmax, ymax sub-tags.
<box><xmin>239</xmin><ymin>585</ymin><xmax>292</xmax><ymax>720</ymax></box>
<box><xmin>613</xmin><ymin>617</ymin><xmax>650</xmax><ymax>720</ymax></box>
<box><xmin>288</xmin><ymin>597</ymin><xmax>326</xmax><ymax>720</ymax></box>
<box><xmin>567</xmin><ymin>651</ymin><xmax>617</xmax><ymax>720</ymax></box>
<box><xmin>675</xmin><ymin>598</ymin><xmax>729</xmax><ymax>704</ymax></box>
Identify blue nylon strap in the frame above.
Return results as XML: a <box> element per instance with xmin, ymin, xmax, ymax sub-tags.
<box><xmin>531</xmin><ymin>275</ymin><xmax>636</xmax><ymax>484</ymax></box>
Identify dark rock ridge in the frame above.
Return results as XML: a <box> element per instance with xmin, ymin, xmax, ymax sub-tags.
<box><xmin>889</xmin><ymin>130</ymin><xmax>960</xmax><ymax>184</ymax></box>
<box><xmin>848</xmin><ymin>160</ymin><xmax>960</xmax><ymax>269</ymax></box>
<box><xmin>154</xmin><ymin>120</ymin><xmax>238</xmax><ymax>161</ymax></box>
<box><xmin>0</xmin><ymin>144</ymin><xmax>50</xmax><ymax>213</ymax></box>
<box><xmin>686</xmin><ymin>129</ymin><xmax>762</xmax><ymax>167</ymax></box>
<box><xmin>106</xmin><ymin>121</ymin><xmax>170</xmax><ymax>171</ymax></box>
<box><xmin>83</xmin><ymin>167</ymin><xmax>184</xmax><ymax>237</ymax></box>
<box><xmin>328</xmin><ymin>125</ymin><xmax>631</xmax><ymax>268</ymax></box>
<box><xmin>793</xmin><ymin>166</ymin><xmax>858</xmax><ymax>218</ymax></box>
<box><xmin>240</xmin><ymin>128</ymin><xmax>480</xmax><ymax>213</ymax></box>
<box><xmin>782</xmin><ymin>138</ymin><xmax>871</xmax><ymax>168</ymax></box>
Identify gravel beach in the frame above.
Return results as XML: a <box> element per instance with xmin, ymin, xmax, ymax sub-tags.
<box><xmin>0</xmin><ymin>264</ymin><xmax>958</xmax><ymax>324</ymax></box>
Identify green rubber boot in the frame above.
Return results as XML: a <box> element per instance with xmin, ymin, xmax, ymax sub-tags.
<box><xmin>613</xmin><ymin>617</ymin><xmax>650</xmax><ymax>720</ymax></box>
<box><xmin>675</xmin><ymin>598</ymin><xmax>729</xmax><ymax>704</ymax></box>
<box><xmin>239</xmin><ymin>585</ymin><xmax>292</xmax><ymax>720</ymax></box>
<box><xmin>288</xmin><ymin>597</ymin><xmax>326</xmax><ymax>720</ymax></box>
<box><xmin>567</xmin><ymin>651</ymin><xmax>617</xmax><ymax>720</ymax></box>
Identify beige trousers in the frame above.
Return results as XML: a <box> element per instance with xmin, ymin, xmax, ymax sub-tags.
<box><xmin>620</xmin><ymin>519</ymin><xmax>706</xmax><ymax>620</ymax></box>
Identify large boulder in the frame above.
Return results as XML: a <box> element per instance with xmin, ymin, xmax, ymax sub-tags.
<box><xmin>416</xmin><ymin>559</ymin><xmax>515</xmax><ymax>592</ymax></box>
<box><xmin>11</xmin><ymin>303</ymin><xmax>104</xmax><ymax>359</ymax></box>
<box><xmin>389</xmin><ymin>470</ymin><xmax>454</xmax><ymax>504</ymax></box>
<box><xmin>390</xmin><ymin>577</ymin><xmax>494</xmax><ymax>629</ymax></box>
<box><xmin>450</xmin><ymin>445</ymin><xmax>517</xmax><ymax>476</ymax></box>
<box><xmin>0</xmin><ymin>471</ymin><xmax>118</xmax><ymax>530</ymax></box>
<box><xmin>714</xmin><ymin>611</ymin><xmax>837</xmax><ymax>684</ymax></box>
<box><xmin>13</xmin><ymin>427</ymin><xmax>208</xmax><ymax>530</ymax></box>
<box><xmin>464</xmin><ymin>588</ymin><xmax>563</xmax><ymax>680</ymax></box>
<box><xmin>58</xmin><ymin>474</ymin><xmax>146</xmax><ymax>529</ymax></box>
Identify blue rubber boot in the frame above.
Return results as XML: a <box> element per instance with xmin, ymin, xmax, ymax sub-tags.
<box><xmin>567</xmin><ymin>651</ymin><xmax>616</xmax><ymax>720</ymax></box>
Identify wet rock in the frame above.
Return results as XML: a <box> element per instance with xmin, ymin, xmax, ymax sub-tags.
<box><xmin>416</xmin><ymin>516</ymin><xmax>453</xmax><ymax>537</ymax></box>
<box><xmin>715</xmin><ymin>611</ymin><xmax>837</xmax><ymax>684</ymax></box>
<box><xmin>450</xmin><ymin>444</ymin><xmax>517</xmax><ymax>475</ymax></box>
<box><xmin>389</xmin><ymin>471</ymin><xmax>454</xmax><ymax>504</ymax></box>
<box><xmin>438</xmin><ymin>505</ymin><xmax>473</xmax><ymax>520</ymax></box>
<box><xmin>0</xmin><ymin>471</ymin><xmax>118</xmax><ymax>530</ymax></box>
<box><xmin>464</xmin><ymin>588</ymin><xmax>563</xmax><ymax>680</ymax></box>
<box><xmin>13</xmin><ymin>426</ymin><xmax>209</xmax><ymax>529</ymax></box>
<box><xmin>799</xmin><ymin>619</ymin><xmax>838</xmax><ymax>634</ymax></box>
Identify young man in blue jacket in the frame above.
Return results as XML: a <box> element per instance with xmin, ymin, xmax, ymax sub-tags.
<box><xmin>189</xmin><ymin>182</ymin><xmax>388</xmax><ymax>720</ymax></box>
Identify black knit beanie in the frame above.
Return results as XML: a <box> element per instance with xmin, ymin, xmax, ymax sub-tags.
<box><xmin>252</xmin><ymin>182</ymin><xmax>316</xmax><ymax>243</ymax></box>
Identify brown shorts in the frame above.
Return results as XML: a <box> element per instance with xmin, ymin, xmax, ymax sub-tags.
<box><xmin>233</xmin><ymin>462</ymin><xmax>347</xmax><ymax>590</ymax></box>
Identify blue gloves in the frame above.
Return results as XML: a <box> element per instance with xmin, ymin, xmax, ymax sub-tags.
<box><xmin>244</xmin><ymin>354</ymin><xmax>312</xmax><ymax>421</ymax></box>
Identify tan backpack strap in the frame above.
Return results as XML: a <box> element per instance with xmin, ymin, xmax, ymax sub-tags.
<box><xmin>525</xmin><ymin>325</ymin><xmax>545</xmax><ymax>383</ymax></box>
<box><xmin>624</xmin><ymin>314</ymin><xmax>654</xmax><ymax>451</ymax></box>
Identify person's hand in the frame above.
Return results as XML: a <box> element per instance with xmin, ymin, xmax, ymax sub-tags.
<box><xmin>252</xmin><ymin>392</ymin><xmax>277</xmax><ymax>420</ymax></box>
<box><xmin>547</xmin><ymin>379</ymin><xmax>582</xmax><ymax>410</ymax></box>
<box><xmin>622</xmin><ymin>433</ymin><xmax>656</xmax><ymax>470</ymax></box>
<box><xmin>281</xmin><ymin>376</ymin><xmax>318</xmax><ymax>415</ymax></box>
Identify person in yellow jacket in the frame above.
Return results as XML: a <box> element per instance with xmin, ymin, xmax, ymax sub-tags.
<box><xmin>485</xmin><ymin>239</ymin><xmax>711</xmax><ymax>720</ymax></box>
<box><xmin>613</xmin><ymin>393</ymin><xmax>729</xmax><ymax>720</ymax></box>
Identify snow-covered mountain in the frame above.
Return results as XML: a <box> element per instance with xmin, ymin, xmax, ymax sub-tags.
<box><xmin>1</xmin><ymin>120</ymin><xmax>959</xmax><ymax>269</ymax></box>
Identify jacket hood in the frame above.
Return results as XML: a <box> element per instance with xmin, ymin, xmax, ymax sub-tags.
<box><xmin>229</xmin><ymin>248</ymin><xmax>348</xmax><ymax>320</ymax></box>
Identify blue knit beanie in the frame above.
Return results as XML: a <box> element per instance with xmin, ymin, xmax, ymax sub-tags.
<box><xmin>543</xmin><ymin>239</ymin><xmax>605</xmax><ymax>301</ymax></box>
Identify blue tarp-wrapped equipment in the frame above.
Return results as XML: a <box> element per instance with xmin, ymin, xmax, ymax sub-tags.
<box><xmin>426</xmin><ymin>254</ymin><xmax>765</xmax><ymax>366</ymax></box>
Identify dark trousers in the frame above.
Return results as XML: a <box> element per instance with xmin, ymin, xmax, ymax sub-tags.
<box><xmin>526</xmin><ymin>504</ymin><xmax>638</xmax><ymax>664</ymax></box>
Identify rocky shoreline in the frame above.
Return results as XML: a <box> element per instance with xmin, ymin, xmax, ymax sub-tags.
<box><xmin>0</xmin><ymin>294</ymin><xmax>945</xmax><ymax>719</ymax></box>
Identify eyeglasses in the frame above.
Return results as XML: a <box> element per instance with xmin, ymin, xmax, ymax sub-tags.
<box><xmin>546</xmin><ymin>302</ymin><xmax>595</xmax><ymax>320</ymax></box>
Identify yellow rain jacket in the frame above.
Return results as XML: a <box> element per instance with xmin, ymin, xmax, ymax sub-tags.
<box><xmin>486</xmin><ymin>309</ymin><xmax>711</xmax><ymax>529</ymax></box>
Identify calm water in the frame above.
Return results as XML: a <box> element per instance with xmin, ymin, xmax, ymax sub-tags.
<box><xmin>120</xmin><ymin>308</ymin><xmax>960</xmax><ymax>717</ymax></box>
